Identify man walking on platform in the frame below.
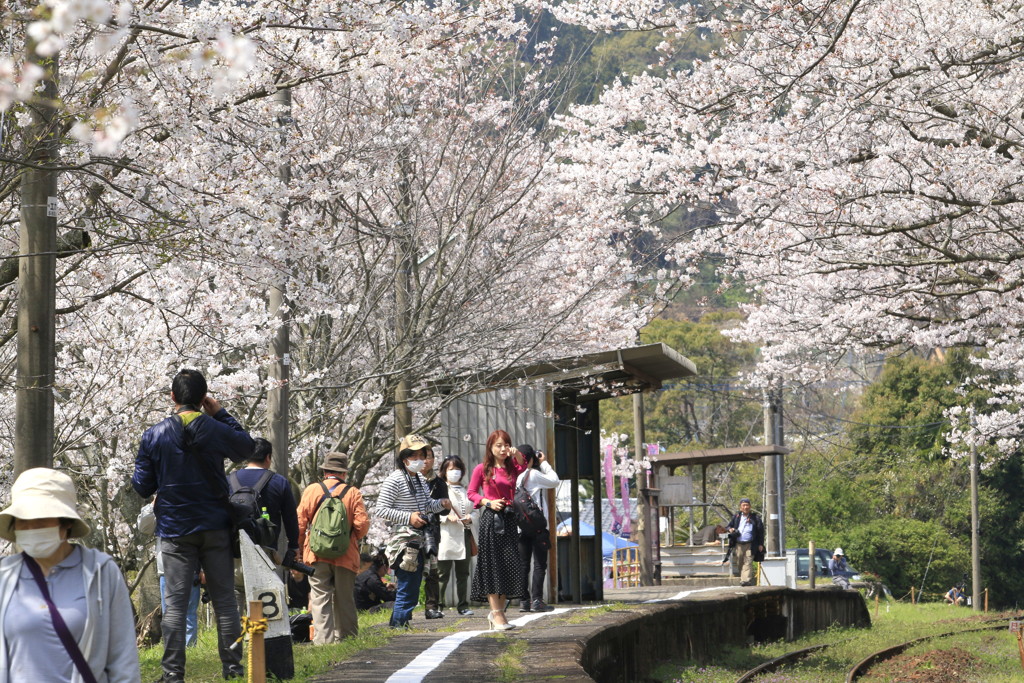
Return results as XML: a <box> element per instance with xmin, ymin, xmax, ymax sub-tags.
<box><xmin>133</xmin><ymin>369</ymin><xmax>255</xmax><ymax>682</ymax></box>
<box><xmin>726</xmin><ymin>498</ymin><xmax>765</xmax><ymax>586</ymax></box>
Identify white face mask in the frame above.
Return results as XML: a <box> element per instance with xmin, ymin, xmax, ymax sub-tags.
<box><xmin>405</xmin><ymin>459</ymin><xmax>426</xmax><ymax>474</ymax></box>
<box><xmin>446</xmin><ymin>470</ymin><xmax>462</xmax><ymax>483</ymax></box>
<box><xmin>15</xmin><ymin>526</ymin><xmax>64</xmax><ymax>559</ymax></box>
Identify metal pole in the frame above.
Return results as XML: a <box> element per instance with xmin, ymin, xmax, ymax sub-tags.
<box><xmin>970</xmin><ymin>433</ymin><xmax>981</xmax><ymax>612</ymax></box>
<box><xmin>774</xmin><ymin>384</ymin><xmax>786</xmax><ymax>555</ymax></box>
<box><xmin>393</xmin><ymin>135</ymin><xmax>414</xmax><ymax>442</ymax></box>
<box><xmin>763</xmin><ymin>390</ymin><xmax>778</xmax><ymax>555</ymax></box>
<box><xmin>267</xmin><ymin>87</ymin><xmax>291</xmax><ymax>476</ymax></box>
<box><xmin>15</xmin><ymin>48</ymin><xmax>59</xmax><ymax>475</ymax></box>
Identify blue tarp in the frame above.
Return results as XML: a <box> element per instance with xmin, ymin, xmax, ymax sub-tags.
<box><xmin>556</xmin><ymin>520</ymin><xmax>638</xmax><ymax>558</ymax></box>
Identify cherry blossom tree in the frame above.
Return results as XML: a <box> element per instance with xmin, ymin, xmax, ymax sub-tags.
<box><xmin>557</xmin><ymin>0</ymin><xmax>1024</xmax><ymax>451</ymax></box>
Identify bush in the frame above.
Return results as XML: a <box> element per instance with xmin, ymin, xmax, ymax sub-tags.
<box><xmin>836</xmin><ymin>517</ymin><xmax>968</xmax><ymax>599</ymax></box>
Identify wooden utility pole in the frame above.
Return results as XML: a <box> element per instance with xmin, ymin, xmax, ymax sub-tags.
<box><xmin>15</xmin><ymin>49</ymin><xmax>59</xmax><ymax>475</ymax></box>
<box><xmin>266</xmin><ymin>87</ymin><xmax>291</xmax><ymax>476</ymax></box>
<box><xmin>970</xmin><ymin>431</ymin><xmax>981</xmax><ymax>611</ymax></box>
<box><xmin>763</xmin><ymin>390</ymin><xmax>779</xmax><ymax>555</ymax></box>
<box><xmin>393</xmin><ymin>129</ymin><xmax>414</xmax><ymax>443</ymax></box>
<box><xmin>634</xmin><ymin>392</ymin><xmax>654</xmax><ymax>585</ymax></box>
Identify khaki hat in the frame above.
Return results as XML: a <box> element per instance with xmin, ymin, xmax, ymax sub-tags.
<box><xmin>399</xmin><ymin>434</ymin><xmax>430</xmax><ymax>454</ymax></box>
<box><xmin>321</xmin><ymin>452</ymin><xmax>349</xmax><ymax>473</ymax></box>
<box><xmin>0</xmin><ymin>468</ymin><xmax>90</xmax><ymax>542</ymax></box>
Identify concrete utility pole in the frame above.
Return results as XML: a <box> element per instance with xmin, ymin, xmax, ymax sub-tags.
<box><xmin>633</xmin><ymin>392</ymin><xmax>654</xmax><ymax>586</ymax></box>
<box><xmin>763</xmin><ymin>389</ymin><xmax>778</xmax><ymax>555</ymax></box>
<box><xmin>266</xmin><ymin>87</ymin><xmax>291</xmax><ymax>476</ymax></box>
<box><xmin>774</xmin><ymin>383</ymin><xmax>786</xmax><ymax>554</ymax></box>
<box><xmin>970</xmin><ymin>428</ymin><xmax>981</xmax><ymax>611</ymax></box>
<box><xmin>15</xmin><ymin>50</ymin><xmax>59</xmax><ymax>476</ymax></box>
<box><xmin>393</xmin><ymin>127</ymin><xmax>414</xmax><ymax>443</ymax></box>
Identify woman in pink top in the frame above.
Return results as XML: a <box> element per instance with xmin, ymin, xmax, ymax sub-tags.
<box><xmin>468</xmin><ymin>429</ymin><xmax>528</xmax><ymax>630</ymax></box>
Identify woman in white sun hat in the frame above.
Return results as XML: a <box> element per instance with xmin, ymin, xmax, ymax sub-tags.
<box><xmin>0</xmin><ymin>467</ymin><xmax>140</xmax><ymax>683</ymax></box>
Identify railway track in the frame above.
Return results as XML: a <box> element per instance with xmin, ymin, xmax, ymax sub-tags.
<box><xmin>734</xmin><ymin>618</ymin><xmax>1015</xmax><ymax>683</ymax></box>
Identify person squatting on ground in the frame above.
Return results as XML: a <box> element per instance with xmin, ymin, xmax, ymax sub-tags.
<box><xmin>0</xmin><ymin>468</ymin><xmax>140</xmax><ymax>682</ymax></box>
<box><xmin>515</xmin><ymin>444</ymin><xmax>558</xmax><ymax>613</ymax></box>
<box><xmin>133</xmin><ymin>368</ymin><xmax>254</xmax><ymax>682</ymax></box>
<box><xmin>436</xmin><ymin>455</ymin><xmax>476</xmax><ymax>616</ymax></box>
<box><xmin>373</xmin><ymin>434</ymin><xmax>451</xmax><ymax>628</ymax></box>
<box><xmin>829</xmin><ymin>548</ymin><xmax>855</xmax><ymax>590</ymax></box>
<box><xmin>296</xmin><ymin>452</ymin><xmax>369</xmax><ymax>644</ymax></box>
<box><xmin>421</xmin><ymin>448</ymin><xmax>445</xmax><ymax>619</ymax></box>
<box><xmin>139</xmin><ymin>499</ymin><xmax>202</xmax><ymax>648</ymax></box>
<box><xmin>231</xmin><ymin>437</ymin><xmax>301</xmax><ymax>614</ymax></box>
<box><xmin>468</xmin><ymin>429</ymin><xmax>528</xmax><ymax>630</ymax></box>
<box><xmin>725</xmin><ymin>497</ymin><xmax>765</xmax><ymax>586</ymax></box>
<box><xmin>354</xmin><ymin>551</ymin><xmax>397</xmax><ymax>612</ymax></box>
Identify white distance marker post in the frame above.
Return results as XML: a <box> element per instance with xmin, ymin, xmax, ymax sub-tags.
<box><xmin>239</xmin><ymin>532</ymin><xmax>294</xmax><ymax>679</ymax></box>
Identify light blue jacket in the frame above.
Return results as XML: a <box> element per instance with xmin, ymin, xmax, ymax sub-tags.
<box><xmin>0</xmin><ymin>546</ymin><xmax>141</xmax><ymax>683</ymax></box>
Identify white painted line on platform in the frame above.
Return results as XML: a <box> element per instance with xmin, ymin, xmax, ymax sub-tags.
<box><xmin>384</xmin><ymin>608</ymin><xmax>575</xmax><ymax>683</ymax></box>
<box><xmin>642</xmin><ymin>586</ymin><xmax>735</xmax><ymax>603</ymax></box>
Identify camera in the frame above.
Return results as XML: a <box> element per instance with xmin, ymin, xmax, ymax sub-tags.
<box><xmin>281</xmin><ymin>549</ymin><xmax>316</xmax><ymax>577</ymax></box>
<box><xmin>421</xmin><ymin>512</ymin><xmax>440</xmax><ymax>558</ymax></box>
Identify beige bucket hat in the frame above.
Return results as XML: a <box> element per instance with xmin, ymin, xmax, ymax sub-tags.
<box><xmin>0</xmin><ymin>468</ymin><xmax>90</xmax><ymax>542</ymax></box>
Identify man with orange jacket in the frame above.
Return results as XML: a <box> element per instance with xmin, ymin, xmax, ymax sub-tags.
<box><xmin>297</xmin><ymin>452</ymin><xmax>370</xmax><ymax>643</ymax></box>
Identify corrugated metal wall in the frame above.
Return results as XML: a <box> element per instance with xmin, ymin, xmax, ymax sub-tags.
<box><xmin>439</xmin><ymin>386</ymin><xmax>551</xmax><ymax>473</ymax></box>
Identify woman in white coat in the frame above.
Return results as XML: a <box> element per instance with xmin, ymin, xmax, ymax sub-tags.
<box><xmin>436</xmin><ymin>455</ymin><xmax>476</xmax><ymax>615</ymax></box>
<box><xmin>515</xmin><ymin>444</ymin><xmax>559</xmax><ymax>612</ymax></box>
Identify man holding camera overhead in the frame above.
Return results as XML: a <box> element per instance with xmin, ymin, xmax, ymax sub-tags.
<box><xmin>296</xmin><ymin>452</ymin><xmax>370</xmax><ymax>643</ymax></box>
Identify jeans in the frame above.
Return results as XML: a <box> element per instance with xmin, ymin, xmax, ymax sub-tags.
<box><xmin>518</xmin><ymin>533</ymin><xmax>549</xmax><ymax>604</ymax></box>
<box><xmin>390</xmin><ymin>554</ymin><xmax>424</xmax><ymax>628</ymax></box>
<box><xmin>160</xmin><ymin>575</ymin><xmax>201</xmax><ymax>647</ymax></box>
<box><xmin>161</xmin><ymin>529</ymin><xmax>242</xmax><ymax>678</ymax></box>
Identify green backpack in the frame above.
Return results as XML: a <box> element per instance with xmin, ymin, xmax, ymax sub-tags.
<box><xmin>308</xmin><ymin>482</ymin><xmax>353</xmax><ymax>560</ymax></box>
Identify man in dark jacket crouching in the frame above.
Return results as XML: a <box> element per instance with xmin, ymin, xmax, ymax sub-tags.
<box><xmin>133</xmin><ymin>369</ymin><xmax>254</xmax><ymax>682</ymax></box>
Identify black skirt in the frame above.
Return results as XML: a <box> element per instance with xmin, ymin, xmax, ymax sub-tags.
<box><xmin>471</xmin><ymin>507</ymin><xmax>524</xmax><ymax>601</ymax></box>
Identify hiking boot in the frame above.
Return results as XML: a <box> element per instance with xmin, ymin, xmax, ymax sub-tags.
<box><xmin>531</xmin><ymin>599</ymin><xmax>554</xmax><ymax>612</ymax></box>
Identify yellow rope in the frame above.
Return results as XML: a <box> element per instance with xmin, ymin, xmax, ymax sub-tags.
<box><xmin>230</xmin><ymin>616</ymin><xmax>269</xmax><ymax>683</ymax></box>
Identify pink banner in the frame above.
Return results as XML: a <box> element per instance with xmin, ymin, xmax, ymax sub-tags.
<box><xmin>604</xmin><ymin>444</ymin><xmax>623</xmax><ymax>534</ymax></box>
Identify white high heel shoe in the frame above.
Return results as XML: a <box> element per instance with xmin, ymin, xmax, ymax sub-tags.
<box><xmin>488</xmin><ymin>610</ymin><xmax>515</xmax><ymax>631</ymax></box>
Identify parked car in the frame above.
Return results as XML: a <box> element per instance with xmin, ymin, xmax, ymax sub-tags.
<box><xmin>786</xmin><ymin>547</ymin><xmax>862</xmax><ymax>581</ymax></box>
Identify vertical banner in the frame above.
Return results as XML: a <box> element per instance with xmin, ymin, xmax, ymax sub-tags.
<box><xmin>604</xmin><ymin>444</ymin><xmax>623</xmax><ymax>534</ymax></box>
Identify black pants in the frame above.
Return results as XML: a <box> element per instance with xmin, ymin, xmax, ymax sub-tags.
<box><xmin>517</xmin><ymin>532</ymin><xmax>550</xmax><ymax>604</ymax></box>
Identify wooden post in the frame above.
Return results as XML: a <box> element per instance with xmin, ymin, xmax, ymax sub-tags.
<box><xmin>911</xmin><ymin>586</ymin><xmax>915</xmax><ymax>605</ymax></box>
<box><xmin>984</xmin><ymin>588</ymin><xmax>988</xmax><ymax>612</ymax></box>
<box><xmin>874</xmin><ymin>592</ymin><xmax>880</xmax><ymax>618</ymax></box>
<box><xmin>808</xmin><ymin>540</ymin><xmax>816</xmax><ymax>589</ymax></box>
<box><xmin>249</xmin><ymin>600</ymin><xmax>266</xmax><ymax>683</ymax></box>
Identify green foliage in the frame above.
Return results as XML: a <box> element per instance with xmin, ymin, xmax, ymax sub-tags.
<box><xmin>836</xmin><ymin>517</ymin><xmax>969</xmax><ymax>598</ymax></box>
<box><xmin>601</xmin><ymin>316</ymin><xmax>759</xmax><ymax>451</ymax></box>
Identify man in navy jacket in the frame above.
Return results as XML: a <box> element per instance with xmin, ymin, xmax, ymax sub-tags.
<box><xmin>133</xmin><ymin>369</ymin><xmax>254</xmax><ymax>682</ymax></box>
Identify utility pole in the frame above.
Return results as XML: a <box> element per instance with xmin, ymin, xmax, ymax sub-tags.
<box><xmin>15</xmin><ymin>48</ymin><xmax>59</xmax><ymax>475</ymax></box>
<box><xmin>774</xmin><ymin>382</ymin><xmax>786</xmax><ymax>555</ymax></box>
<box><xmin>393</xmin><ymin>119</ymin><xmax>414</xmax><ymax>443</ymax></box>
<box><xmin>634</xmin><ymin>392</ymin><xmax>654</xmax><ymax>585</ymax></box>
<box><xmin>763</xmin><ymin>389</ymin><xmax>778</xmax><ymax>555</ymax></box>
<box><xmin>266</xmin><ymin>87</ymin><xmax>292</xmax><ymax>476</ymax></box>
<box><xmin>970</xmin><ymin>425</ymin><xmax>981</xmax><ymax>611</ymax></box>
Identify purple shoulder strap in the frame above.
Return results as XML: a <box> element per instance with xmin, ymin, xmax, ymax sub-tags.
<box><xmin>22</xmin><ymin>553</ymin><xmax>98</xmax><ymax>683</ymax></box>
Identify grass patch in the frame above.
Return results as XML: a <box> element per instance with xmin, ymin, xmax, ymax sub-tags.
<box><xmin>550</xmin><ymin>602</ymin><xmax>627</xmax><ymax>626</ymax></box>
<box><xmin>650</xmin><ymin>602</ymin><xmax>1023</xmax><ymax>682</ymax></box>
<box><xmin>494</xmin><ymin>639</ymin><xmax>528</xmax><ymax>682</ymax></box>
<box><xmin>140</xmin><ymin>608</ymin><xmax>398</xmax><ymax>682</ymax></box>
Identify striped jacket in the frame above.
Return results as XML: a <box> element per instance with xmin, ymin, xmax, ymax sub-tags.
<box><xmin>374</xmin><ymin>468</ymin><xmax>447</xmax><ymax>525</ymax></box>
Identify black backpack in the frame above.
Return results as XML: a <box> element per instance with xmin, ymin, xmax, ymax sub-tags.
<box><xmin>513</xmin><ymin>471</ymin><xmax>548</xmax><ymax>536</ymax></box>
<box><xmin>228</xmin><ymin>470</ymin><xmax>278</xmax><ymax>548</ymax></box>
